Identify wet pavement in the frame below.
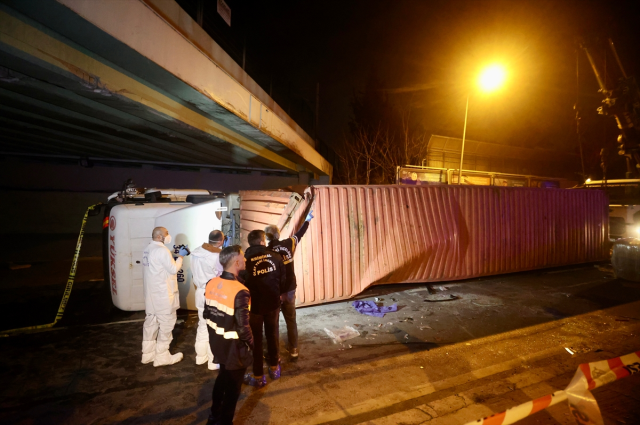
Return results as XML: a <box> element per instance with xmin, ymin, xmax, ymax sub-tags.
<box><xmin>1</xmin><ymin>236</ymin><xmax>640</xmax><ymax>424</ymax></box>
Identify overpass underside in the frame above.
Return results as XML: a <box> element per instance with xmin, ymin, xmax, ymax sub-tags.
<box><xmin>0</xmin><ymin>0</ymin><xmax>331</xmax><ymax>178</ymax></box>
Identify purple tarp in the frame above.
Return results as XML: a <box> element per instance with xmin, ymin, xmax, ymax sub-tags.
<box><xmin>352</xmin><ymin>301</ymin><xmax>398</xmax><ymax>318</ymax></box>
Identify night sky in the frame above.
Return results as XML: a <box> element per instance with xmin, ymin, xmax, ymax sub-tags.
<box><xmin>189</xmin><ymin>0</ymin><xmax>640</xmax><ymax>178</ymax></box>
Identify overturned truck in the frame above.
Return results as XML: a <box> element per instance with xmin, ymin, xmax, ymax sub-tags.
<box><xmin>240</xmin><ymin>185</ymin><xmax>609</xmax><ymax>307</ymax></box>
<box><xmin>104</xmin><ymin>184</ymin><xmax>609</xmax><ymax>311</ymax></box>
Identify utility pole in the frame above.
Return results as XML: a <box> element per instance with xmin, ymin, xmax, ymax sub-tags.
<box><xmin>315</xmin><ymin>82</ymin><xmax>320</xmax><ymax>141</ymax></box>
<box><xmin>458</xmin><ymin>95</ymin><xmax>469</xmax><ymax>185</ymax></box>
<box><xmin>196</xmin><ymin>0</ymin><xmax>204</xmax><ymax>27</ymax></box>
<box><xmin>242</xmin><ymin>36</ymin><xmax>246</xmax><ymax>70</ymax></box>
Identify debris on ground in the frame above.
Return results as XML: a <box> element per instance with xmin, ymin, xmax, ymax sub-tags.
<box><xmin>324</xmin><ymin>326</ymin><xmax>360</xmax><ymax>344</ymax></box>
<box><xmin>352</xmin><ymin>300</ymin><xmax>398</xmax><ymax>317</ymax></box>
<box><xmin>424</xmin><ymin>295</ymin><xmax>460</xmax><ymax>302</ymax></box>
<box><xmin>565</xmin><ymin>347</ymin><xmax>575</xmax><ymax>355</ymax></box>
<box><xmin>176</xmin><ymin>319</ymin><xmax>184</xmax><ymax>324</ymax></box>
<box><xmin>595</xmin><ymin>264</ymin><xmax>614</xmax><ymax>274</ymax></box>
<box><xmin>419</xmin><ymin>325</ymin><xmax>433</xmax><ymax>330</ymax></box>
<box><xmin>375</xmin><ymin>297</ymin><xmax>384</xmax><ymax>302</ymax></box>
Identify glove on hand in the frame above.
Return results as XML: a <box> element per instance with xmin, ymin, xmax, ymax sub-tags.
<box><xmin>178</xmin><ymin>246</ymin><xmax>190</xmax><ymax>257</ymax></box>
<box><xmin>305</xmin><ymin>210</ymin><xmax>314</xmax><ymax>222</ymax></box>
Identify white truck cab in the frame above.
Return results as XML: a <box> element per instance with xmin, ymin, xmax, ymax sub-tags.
<box><xmin>103</xmin><ymin>184</ymin><xmax>239</xmax><ymax>311</ymax></box>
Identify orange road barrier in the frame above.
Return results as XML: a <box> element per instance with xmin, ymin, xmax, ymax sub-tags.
<box><xmin>465</xmin><ymin>350</ymin><xmax>640</xmax><ymax>425</ymax></box>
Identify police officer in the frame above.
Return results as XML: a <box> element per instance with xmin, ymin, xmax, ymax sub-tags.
<box><xmin>141</xmin><ymin>226</ymin><xmax>188</xmax><ymax>367</ymax></box>
<box><xmin>243</xmin><ymin>230</ymin><xmax>286</xmax><ymax>387</ymax></box>
<box><xmin>264</xmin><ymin>209</ymin><xmax>313</xmax><ymax>359</ymax></box>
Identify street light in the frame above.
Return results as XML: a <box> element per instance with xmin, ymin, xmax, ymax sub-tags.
<box><xmin>457</xmin><ymin>64</ymin><xmax>507</xmax><ymax>184</ymax></box>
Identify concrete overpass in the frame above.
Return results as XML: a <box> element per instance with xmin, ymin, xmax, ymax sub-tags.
<box><xmin>0</xmin><ymin>0</ymin><xmax>332</xmax><ymax>180</ymax></box>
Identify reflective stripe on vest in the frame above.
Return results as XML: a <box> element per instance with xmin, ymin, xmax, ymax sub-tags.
<box><xmin>205</xmin><ymin>318</ymin><xmax>240</xmax><ymax>339</ymax></box>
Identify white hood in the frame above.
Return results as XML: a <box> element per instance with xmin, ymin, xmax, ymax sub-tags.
<box><xmin>190</xmin><ymin>244</ymin><xmax>223</xmax><ymax>290</ymax></box>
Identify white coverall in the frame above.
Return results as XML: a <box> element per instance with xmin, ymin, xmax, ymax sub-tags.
<box><xmin>141</xmin><ymin>241</ymin><xmax>184</xmax><ymax>366</ymax></box>
<box><xmin>190</xmin><ymin>244</ymin><xmax>223</xmax><ymax>369</ymax></box>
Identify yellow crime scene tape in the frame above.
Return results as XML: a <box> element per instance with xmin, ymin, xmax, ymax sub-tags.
<box><xmin>465</xmin><ymin>350</ymin><xmax>640</xmax><ymax>425</ymax></box>
<box><xmin>1</xmin><ymin>203</ymin><xmax>102</xmax><ymax>337</ymax></box>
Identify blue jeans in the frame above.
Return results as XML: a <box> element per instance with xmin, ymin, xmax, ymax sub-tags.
<box><xmin>280</xmin><ymin>290</ymin><xmax>298</xmax><ymax>349</ymax></box>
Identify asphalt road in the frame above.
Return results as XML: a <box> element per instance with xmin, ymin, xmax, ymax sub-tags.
<box><xmin>1</xmin><ymin>236</ymin><xmax>639</xmax><ymax>424</ymax></box>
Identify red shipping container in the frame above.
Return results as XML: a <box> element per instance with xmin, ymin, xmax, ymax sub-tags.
<box><xmin>240</xmin><ymin>185</ymin><xmax>609</xmax><ymax>307</ymax></box>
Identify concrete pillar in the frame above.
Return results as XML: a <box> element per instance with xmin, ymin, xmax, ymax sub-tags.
<box><xmin>298</xmin><ymin>171</ymin><xmax>310</xmax><ymax>185</ymax></box>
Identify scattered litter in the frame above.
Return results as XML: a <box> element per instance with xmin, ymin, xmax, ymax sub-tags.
<box><xmin>399</xmin><ymin>317</ymin><xmax>414</xmax><ymax>323</ymax></box>
<box><xmin>615</xmin><ymin>316</ymin><xmax>640</xmax><ymax>321</ymax></box>
<box><xmin>324</xmin><ymin>326</ymin><xmax>360</xmax><ymax>344</ymax></box>
<box><xmin>424</xmin><ymin>295</ymin><xmax>460</xmax><ymax>302</ymax></box>
<box><xmin>9</xmin><ymin>264</ymin><xmax>31</xmax><ymax>270</ymax></box>
<box><xmin>176</xmin><ymin>319</ymin><xmax>184</xmax><ymax>324</ymax></box>
<box><xmin>348</xmin><ymin>344</ymin><xmax>352</xmax><ymax>349</ymax></box>
<box><xmin>436</xmin><ymin>286</ymin><xmax>449</xmax><ymax>291</ymax></box>
<box><xmin>565</xmin><ymin>347</ymin><xmax>575</xmax><ymax>355</ymax></box>
<box><xmin>353</xmin><ymin>324</ymin><xmax>363</xmax><ymax>328</ymax></box>
<box><xmin>352</xmin><ymin>301</ymin><xmax>398</xmax><ymax>318</ymax></box>
<box><xmin>359</xmin><ymin>331</ymin><xmax>369</xmax><ymax>338</ymax></box>
<box><xmin>391</xmin><ymin>298</ymin><xmax>398</xmax><ymax>302</ymax></box>
<box><xmin>375</xmin><ymin>297</ymin><xmax>384</xmax><ymax>302</ymax></box>
<box><xmin>404</xmin><ymin>334</ymin><xmax>409</xmax><ymax>340</ymax></box>
<box><xmin>472</xmin><ymin>300</ymin><xmax>502</xmax><ymax>307</ymax></box>
<box><xmin>420</xmin><ymin>366</ymin><xmax>424</xmax><ymax>369</ymax></box>
<box><xmin>387</xmin><ymin>322</ymin><xmax>393</xmax><ymax>326</ymax></box>
<box><xmin>419</xmin><ymin>325</ymin><xmax>433</xmax><ymax>330</ymax></box>
<box><xmin>371</xmin><ymin>333</ymin><xmax>377</xmax><ymax>336</ymax></box>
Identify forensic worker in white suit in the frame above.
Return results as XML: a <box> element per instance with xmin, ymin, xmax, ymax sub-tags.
<box><xmin>141</xmin><ymin>226</ymin><xmax>189</xmax><ymax>367</ymax></box>
<box><xmin>190</xmin><ymin>230</ymin><xmax>225</xmax><ymax>370</ymax></box>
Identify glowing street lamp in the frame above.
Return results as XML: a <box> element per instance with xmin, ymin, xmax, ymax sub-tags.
<box><xmin>458</xmin><ymin>64</ymin><xmax>507</xmax><ymax>184</ymax></box>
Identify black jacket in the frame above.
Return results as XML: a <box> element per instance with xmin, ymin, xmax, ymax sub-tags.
<box><xmin>244</xmin><ymin>245</ymin><xmax>287</xmax><ymax>315</ymax></box>
<box><xmin>204</xmin><ymin>271</ymin><xmax>253</xmax><ymax>370</ymax></box>
<box><xmin>268</xmin><ymin>221</ymin><xmax>309</xmax><ymax>293</ymax></box>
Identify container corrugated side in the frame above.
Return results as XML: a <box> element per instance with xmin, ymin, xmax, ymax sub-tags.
<box><xmin>240</xmin><ymin>185</ymin><xmax>609</xmax><ymax>307</ymax></box>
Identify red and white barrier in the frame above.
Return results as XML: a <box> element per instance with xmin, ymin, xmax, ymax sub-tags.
<box><xmin>464</xmin><ymin>350</ymin><xmax>640</xmax><ymax>425</ymax></box>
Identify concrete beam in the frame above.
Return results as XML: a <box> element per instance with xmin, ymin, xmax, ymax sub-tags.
<box><xmin>0</xmin><ymin>6</ymin><xmax>303</xmax><ymax>172</ymax></box>
<box><xmin>57</xmin><ymin>0</ymin><xmax>332</xmax><ymax>177</ymax></box>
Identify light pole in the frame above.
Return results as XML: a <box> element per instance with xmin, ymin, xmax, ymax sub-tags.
<box><xmin>457</xmin><ymin>64</ymin><xmax>507</xmax><ymax>185</ymax></box>
<box><xmin>457</xmin><ymin>95</ymin><xmax>470</xmax><ymax>185</ymax></box>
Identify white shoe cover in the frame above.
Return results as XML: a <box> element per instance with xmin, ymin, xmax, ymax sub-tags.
<box><xmin>153</xmin><ymin>351</ymin><xmax>183</xmax><ymax>367</ymax></box>
<box><xmin>141</xmin><ymin>340</ymin><xmax>157</xmax><ymax>364</ymax></box>
<box><xmin>208</xmin><ymin>362</ymin><xmax>220</xmax><ymax>371</ymax></box>
<box><xmin>141</xmin><ymin>352</ymin><xmax>156</xmax><ymax>364</ymax></box>
<box><xmin>194</xmin><ymin>339</ymin><xmax>210</xmax><ymax>365</ymax></box>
